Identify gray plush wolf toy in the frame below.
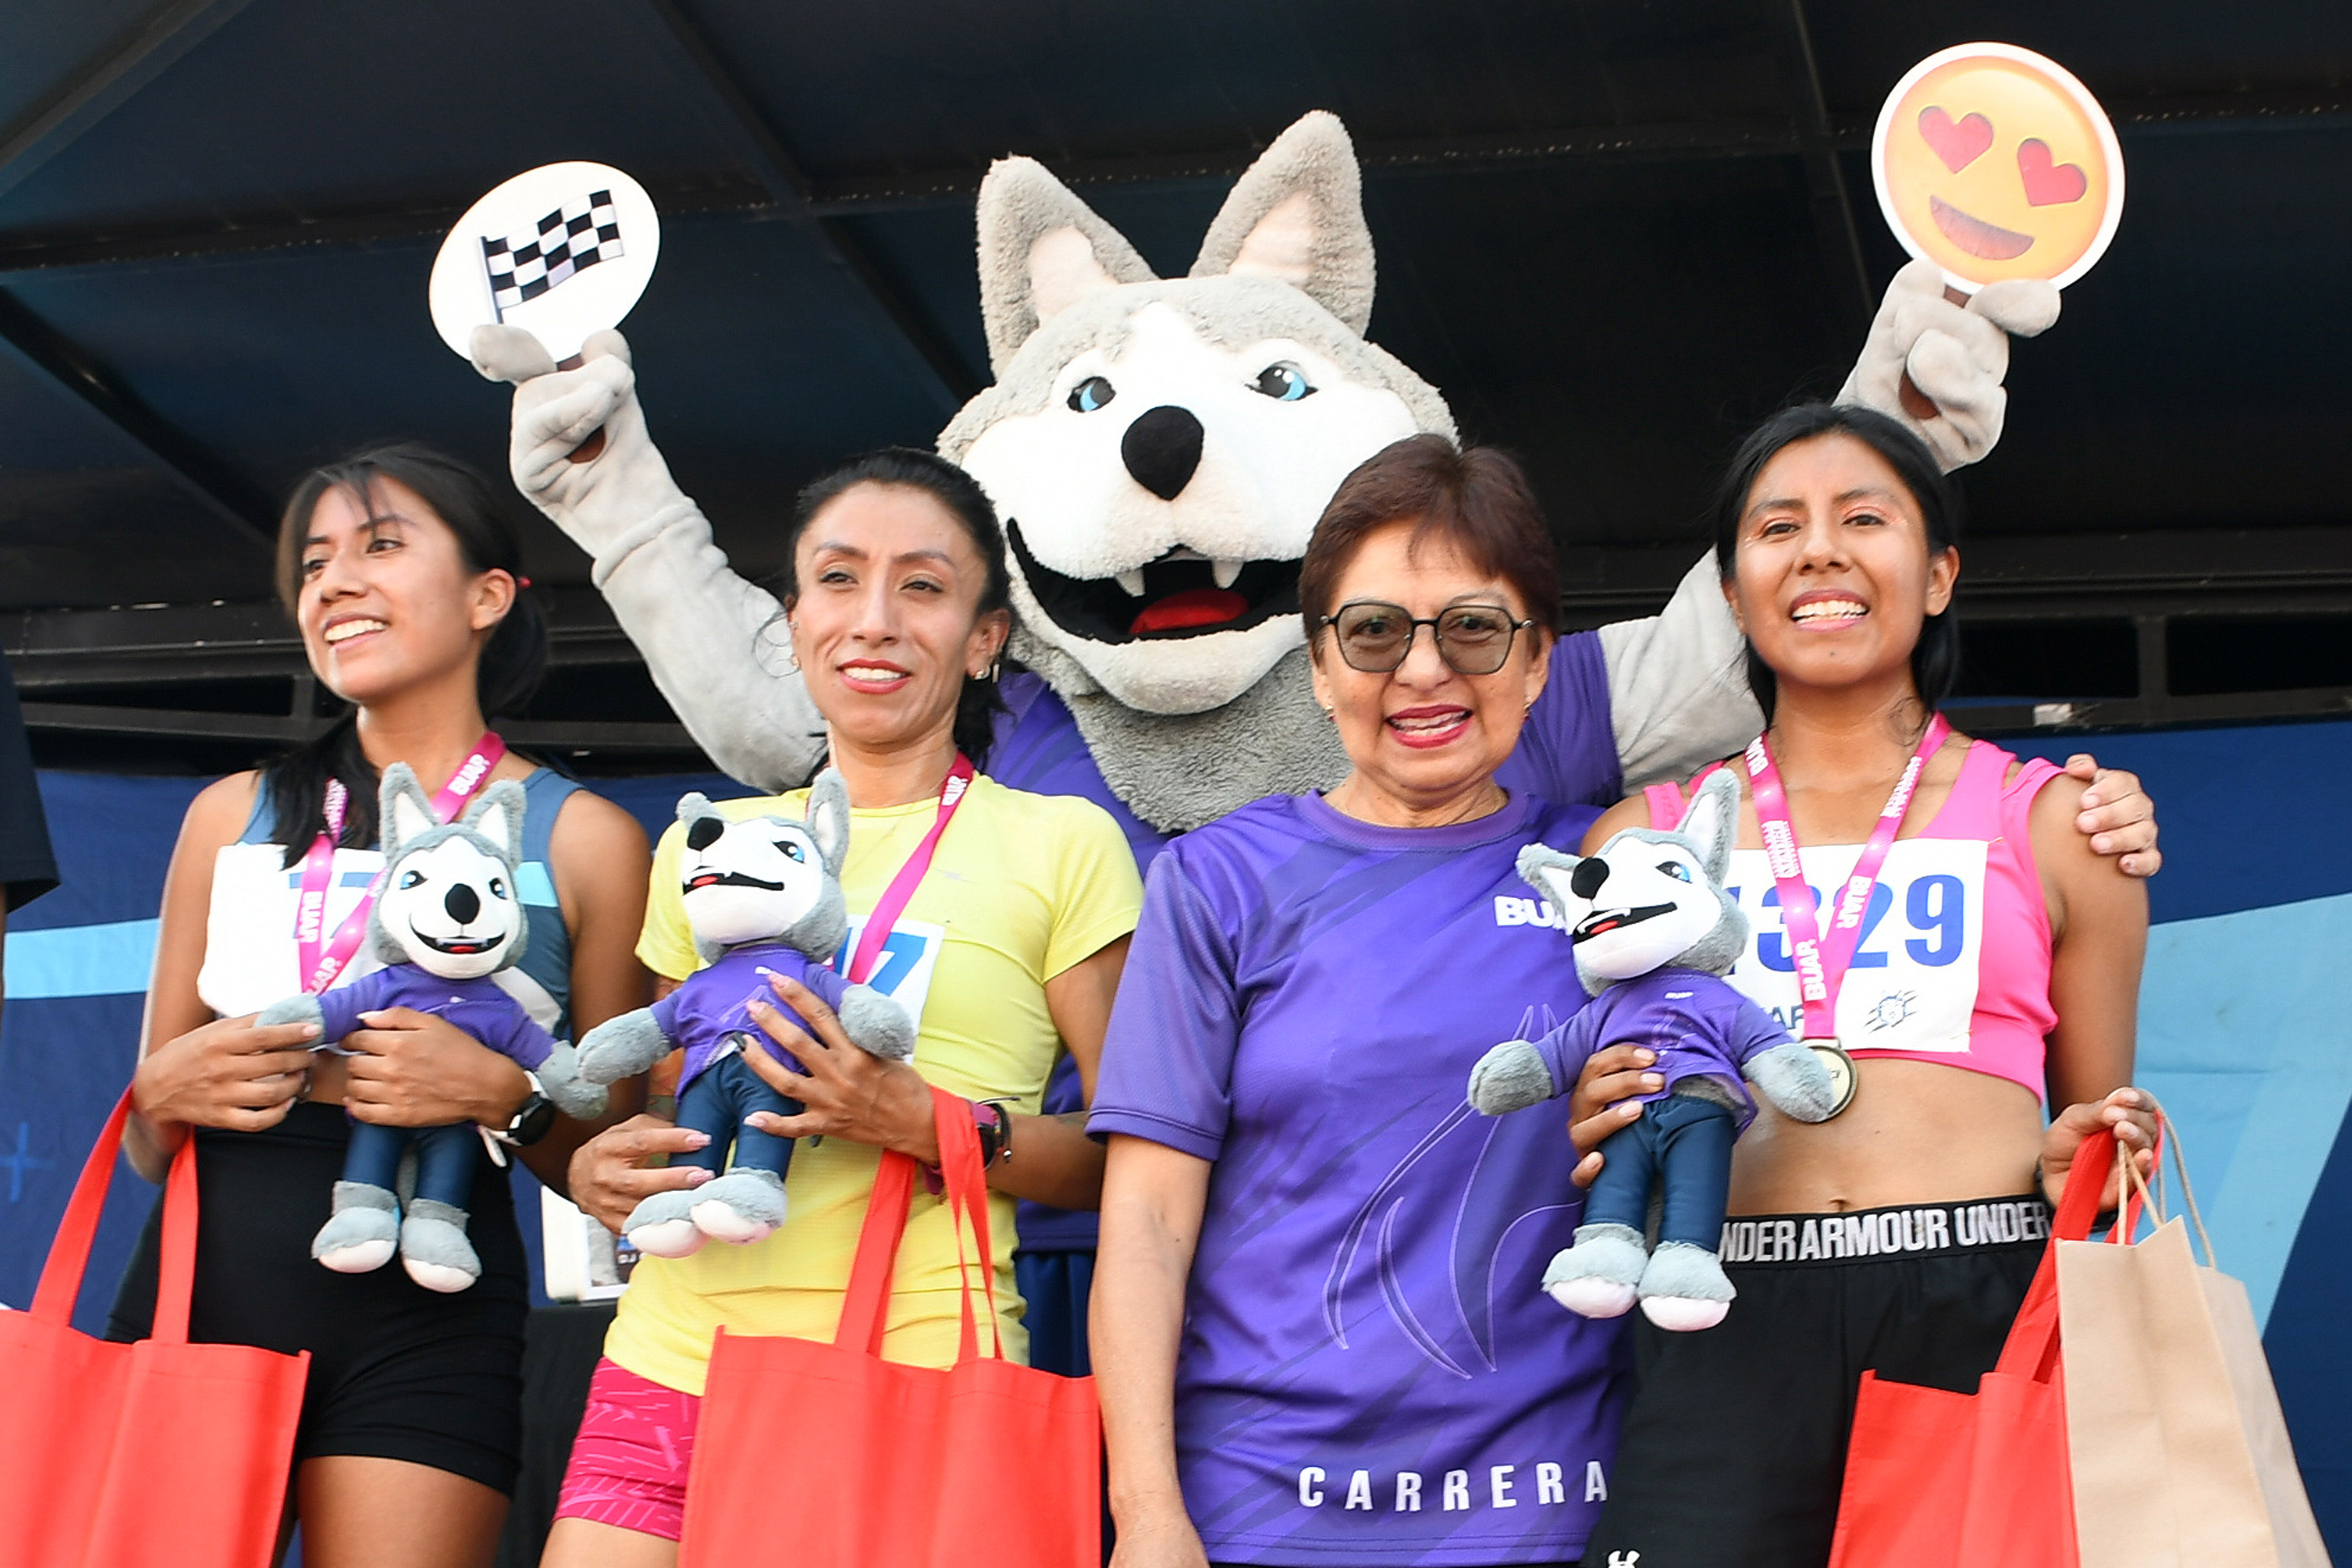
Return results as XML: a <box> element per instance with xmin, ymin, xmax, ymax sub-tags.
<box><xmin>470</xmin><ymin>112</ymin><xmax>2056</xmax><ymax>841</ymax></box>
<box><xmin>572</xmin><ymin>771</ymin><xmax>915</xmax><ymax>1258</ymax></box>
<box><xmin>258</xmin><ymin>765</ymin><xmax>599</xmax><ymax>1292</ymax></box>
<box><xmin>1467</xmin><ymin>770</ymin><xmax>1835</xmax><ymax>1331</ymax></box>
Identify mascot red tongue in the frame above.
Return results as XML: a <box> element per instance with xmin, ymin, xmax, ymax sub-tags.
<box><xmin>1132</xmin><ymin>590</ymin><xmax>1247</xmax><ymax>635</ymax></box>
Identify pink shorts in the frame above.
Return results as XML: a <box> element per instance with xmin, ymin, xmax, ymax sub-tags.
<box><xmin>553</xmin><ymin>1358</ymin><xmax>702</xmax><ymax>1541</ymax></box>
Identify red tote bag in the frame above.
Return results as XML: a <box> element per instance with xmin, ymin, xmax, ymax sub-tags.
<box><xmin>0</xmin><ymin>1090</ymin><xmax>308</xmax><ymax>1568</ymax></box>
<box><xmin>1827</xmin><ymin>1130</ymin><xmax>2119</xmax><ymax>1568</ymax></box>
<box><xmin>678</xmin><ymin>1087</ymin><xmax>1102</xmax><ymax>1566</ymax></box>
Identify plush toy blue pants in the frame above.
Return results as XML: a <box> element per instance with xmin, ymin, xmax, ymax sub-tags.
<box><xmin>343</xmin><ymin>1119</ymin><xmax>482</xmax><ymax>1210</ymax></box>
<box><xmin>675</xmin><ymin>1051</ymin><xmax>804</xmax><ymax>1179</ymax></box>
<box><xmin>1585</xmin><ymin>1092</ymin><xmax>1739</xmax><ymax>1251</ymax></box>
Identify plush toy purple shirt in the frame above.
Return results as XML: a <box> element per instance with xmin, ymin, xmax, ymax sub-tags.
<box><xmin>1090</xmin><ymin>788</ymin><xmax>1626</xmax><ymax>1566</ymax></box>
<box><xmin>313</xmin><ymin>965</ymin><xmax>556</xmax><ymax>1069</ymax></box>
<box><xmin>1523</xmin><ymin>966</ymin><xmax>1795</xmax><ymax>1133</ymax></box>
<box><xmin>655</xmin><ymin>941</ymin><xmax>850</xmax><ymax>1093</ymax></box>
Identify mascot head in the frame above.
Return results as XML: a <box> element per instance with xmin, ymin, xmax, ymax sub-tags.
<box><xmin>939</xmin><ymin>112</ymin><xmax>1454</xmax><ymax>721</ymax></box>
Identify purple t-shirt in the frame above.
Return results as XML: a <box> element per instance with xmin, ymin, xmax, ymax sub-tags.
<box><xmin>1000</xmin><ymin>632</ymin><xmax>1622</xmax><ymax>1254</ymax></box>
<box><xmin>655</xmin><ymin>941</ymin><xmax>848</xmax><ymax>1093</ymax></box>
<box><xmin>1525</xmin><ymin>967</ymin><xmax>1793</xmax><ymax>1133</ymax></box>
<box><xmin>314</xmin><ymin>965</ymin><xmax>556</xmax><ymax>1071</ymax></box>
<box><xmin>1090</xmin><ymin>789</ymin><xmax>1628</xmax><ymax>1566</ymax></box>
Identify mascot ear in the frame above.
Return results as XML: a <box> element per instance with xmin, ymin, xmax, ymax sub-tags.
<box><xmin>379</xmin><ymin>764</ymin><xmax>437</xmax><ymax>857</ymax></box>
<box><xmin>1190</xmin><ymin>110</ymin><xmax>1374</xmax><ymax>335</ymax></box>
<box><xmin>1676</xmin><ymin>770</ymin><xmax>1742</xmax><ymax>887</ymax></box>
<box><xmin>975</xmin><ymin>155</ymin><xmax>1156</xmax><ymax>375</ymax></box>
<box><xmin>803</xmin><ymin>768</ymin><xmax>852</xmax><ymax>876</ymax></box>
<box><xmin>463</xmin><ymin>780</ymin><xmax>526</xmax><ymax>868</ymax></box>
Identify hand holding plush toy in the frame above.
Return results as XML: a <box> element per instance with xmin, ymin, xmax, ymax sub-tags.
<box><xmin>573</xmin><ymin>770</ymin><xmax>915</xmax><ymax>1258</ymax></box>
<box><xmin>1468</xmin><ymin>771</ymin><xmax>1835</xmax><ymax>1331</ymax></box>
<box><xmin>258</xmin><ymin>766</ymin><xmax>602</xmax><ymax>1292</ymax></box>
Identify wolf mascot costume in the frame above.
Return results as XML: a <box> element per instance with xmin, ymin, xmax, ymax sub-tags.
<box><xmin>469</xmin><ymin>111</ymin><xmax>2058</xmax><ymax>847</ymax></box>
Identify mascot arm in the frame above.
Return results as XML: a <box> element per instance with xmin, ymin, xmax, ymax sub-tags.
<box><xmin>1596</xmin><ymin>551</ymin><xmax>1764</xmax><ymax>790</ymax></box>
<box><xmin>1838</xmin><ymin>258</ymin><xmax>2060</xmax><ymax>474</ymax></box>
<box><xmin>474</xmin><ymin>325</ymin><xmax>826</xmax><ymax>793</ymax></box>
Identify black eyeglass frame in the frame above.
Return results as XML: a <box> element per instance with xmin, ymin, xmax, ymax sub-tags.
<box><xmin>1316</xmin><ymin>599</ymin><xmax>1539</xmax><ymax>676</ymax></box>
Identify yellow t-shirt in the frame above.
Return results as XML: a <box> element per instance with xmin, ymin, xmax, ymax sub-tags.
<box><xmin>605</xmin><ymin>773</ymin><xmax>1142</xmax><ymax>1395</ymax></box>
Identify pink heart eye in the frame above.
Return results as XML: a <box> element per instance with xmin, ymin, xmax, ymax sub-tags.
<box><xmin>1918</xmin><ymin>106</ymin><xmax>1994</xmax><ymax>172</ymax></box>
<box><xmin>2016</xmin><ymin>139</ymin><xmax>2088</xmax><ymax>206</ymax></box>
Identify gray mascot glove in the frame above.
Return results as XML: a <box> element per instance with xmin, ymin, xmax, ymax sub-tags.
<box><xmin>1838</xmin><ymin>258</ymin><xmax>2061</xmax><ymax>473</ymax></box>
<box><xmin>470</xmin><ymin>325</ymin><xmax>823</xmax><ymax>793</ymax></box>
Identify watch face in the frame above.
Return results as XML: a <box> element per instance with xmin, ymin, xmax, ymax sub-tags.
<box><xmin>513</xmin><ymin>1094</ymin><xmax>558</xmax><ymax>1146</ymax></box>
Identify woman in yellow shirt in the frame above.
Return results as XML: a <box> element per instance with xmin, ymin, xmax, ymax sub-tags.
<box><xmin>542</xmin><ymin>448</ymin><xmax>1141</xmax><ymax>1565</ymax></box>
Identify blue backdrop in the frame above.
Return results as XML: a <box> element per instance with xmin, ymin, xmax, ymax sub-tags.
<box><xmin>5</xmin><ymin>726</ymin><xmax>2349</xmax><ymax>1551</ymax></box>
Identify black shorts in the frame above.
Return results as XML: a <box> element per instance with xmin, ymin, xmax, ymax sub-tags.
<box><xmin>107</xmin><ymin>1102</ymin><xmax>528</xmax><ymax>1495</ymax></box>
<box><xmin>1582</xmin><ymin>1196</ymin><xmax>2050</xmax><ymax>1568</ymax></box>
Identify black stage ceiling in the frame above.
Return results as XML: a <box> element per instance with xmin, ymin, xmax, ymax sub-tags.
<box><xmin>0</xmin><ymin>0</ymin><xmax>2345</xmax><ymax>770</ymax></box>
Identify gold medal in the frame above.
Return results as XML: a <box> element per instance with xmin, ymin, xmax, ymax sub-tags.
<box><xmin>1806</xmin><ymin>1038</ymin><xmax>1859</xmax><ymax>1118</ymax></box>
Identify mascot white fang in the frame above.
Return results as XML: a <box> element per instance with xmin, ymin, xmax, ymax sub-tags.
<box><xmin>471</xmin><ymin>110</ymin><xmax>2060</xmax><ymax>840</ymax></box>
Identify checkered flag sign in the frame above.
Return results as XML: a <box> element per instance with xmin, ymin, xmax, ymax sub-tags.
<box><xmin>480</xmin><ymin>190</ymin><xmax>626</xmax><ymax>321</ymax></box>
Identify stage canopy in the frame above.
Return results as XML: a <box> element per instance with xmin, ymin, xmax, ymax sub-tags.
<box><xmin>0</xmin><ymin>0</ymin><xmax>2345</xmax><ymax>768</ymax></box>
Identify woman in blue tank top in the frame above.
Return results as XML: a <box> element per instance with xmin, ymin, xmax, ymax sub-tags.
<box><xmin>112</xmin><ymin>446</ymin><xmax>652</xmax><ymax>1568</ymax></box>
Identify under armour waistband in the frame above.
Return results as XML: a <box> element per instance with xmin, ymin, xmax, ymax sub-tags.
<box><xmin>1717</xmin><ymin>1196</ymin><xmax>2051</xmax><ymax>1267</ymax></box>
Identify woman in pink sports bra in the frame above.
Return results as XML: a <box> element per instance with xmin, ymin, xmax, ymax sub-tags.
<box><xmin>1574</xmin><ymin>404</ymin><xmax>2156</xmax><ymax>1568</ymax></box>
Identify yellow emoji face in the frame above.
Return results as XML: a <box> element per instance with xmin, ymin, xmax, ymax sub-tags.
<box><xmin>1872</xmin><ymin>43</ymin><xmax>2125</xmax><ymax>293</ymax></box>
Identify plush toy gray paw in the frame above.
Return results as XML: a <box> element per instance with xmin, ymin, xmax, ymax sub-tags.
<box><xmin>1541</xmin><ymin>1222</ymin><xmax>1648</xmax><ymax>1319</ymax></box>
<box><xmin>1637</xmin><ymin>1241</ymin><xmax>1736</xmax><ymax>1332</ymax></box>
<box><xmin>689</xmin><ymin>1167</ymin><xmax>789</xmax><ymax>1246</ymax></box>
<box><xmin>399</xmin><ymin>1198</ymin><xmax>481</xmax><ymax>1293</ymax></box>
<box><xmin>837</xmin><ymin>983</ymin><xmax>916</xmax><ymax>1061</ymax></box>
<box><xmin>1467</xmin><ymin>1038</ymin><xmax>1560</xmax><ymax>1115</ymax></box>
<box><xmin>312</xmin><ymin>1180</ymin><xmax>399</xmax><ymax>1273</ymax></box>
<box><xmin>1743</xmin><ymin>1040</ymin><xmax>1838</xmax><ymax>1123</ymax></box>
<box><xmin>621</xmin><ymin>1188</ymin><xmax>706</xmax><ymax>1259</ymax></box>
<box><xmin>257</xmin><ymin>993</ymin><xmax>327</xmax><ymax>1033</ymax></box>
<box><xmin>574</xmin><ymin>1008</ymin><xmax>672</xmax><ymax>1086</ymax></box>
<box><xmin>536</xmin><ymin>1041</ymin><xmax>608</xmax><ymax>1120</ymax></box>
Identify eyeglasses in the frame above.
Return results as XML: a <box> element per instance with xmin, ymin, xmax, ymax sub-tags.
<box><xmin>1318</xmin><ymin>600</ymin><xmax>1536</xmax><ymax>676</ymax></box>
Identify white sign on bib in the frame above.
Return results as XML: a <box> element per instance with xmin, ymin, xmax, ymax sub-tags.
<box><xmin>833</xmin><ymin>915</ymin><xmax>946</xmax><ymax>1054</ymax></box>
<box><xmin>1720</xmin><ymin>840</ymin><xmax>1987</xmax><ymax>1055</ymax></box>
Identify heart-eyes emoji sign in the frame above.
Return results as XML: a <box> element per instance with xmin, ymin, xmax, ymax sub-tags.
<box><xmin>1872</xmin><ymin>42</ymin><xmax>2125</xmax><ymax>293</ymax></box>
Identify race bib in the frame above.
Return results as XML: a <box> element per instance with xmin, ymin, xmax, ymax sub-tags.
<box><xmin>833</xmin><ymin>916</ymin><xmax>946</xmax><ymax>1053</ymax></box>
<box><xmin>1722</xmin><ymin>840</ymin><xmax>1987</xmax><ymax>1054</ymax></box>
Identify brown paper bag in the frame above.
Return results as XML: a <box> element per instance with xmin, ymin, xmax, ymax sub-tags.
<box><xmin>2056</xmin><ymin>1123</ymin><xmax>2330</xmax><ymax>1568</ymax></box>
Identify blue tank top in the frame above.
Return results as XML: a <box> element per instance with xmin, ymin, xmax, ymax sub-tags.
<box><xmin>240</xmin><ymin>767</ymin><xmax>581</xmax><ymax>1038</ymax></box>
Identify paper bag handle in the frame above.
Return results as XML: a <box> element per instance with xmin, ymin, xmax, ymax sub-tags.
<box><xmin>31</xmin><ymin>1088</ymin><xmax>200</xmax><ymax>1343</ymax></box>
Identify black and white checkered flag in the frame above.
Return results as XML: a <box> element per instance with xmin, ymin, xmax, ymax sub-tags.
<box><xmin>480</xmin><ymin>190</ymin><xmax>625</xmax><ymax>321</ymax></box>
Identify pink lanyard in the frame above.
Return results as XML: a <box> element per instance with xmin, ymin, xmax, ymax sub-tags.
<box><xmin>1743</xmin><ymin>714</ymin><xmax>1951</xmax><ymax>1044</ymax></box>
<box><xmin>293</xmin><ymin>733</ymin><xmax>508</xmax><ymax>994</ymax></box>
<box><xmin>842</xmin><ymin>753</ymin><xmax>974</xmax><ymax>985</ymax></box>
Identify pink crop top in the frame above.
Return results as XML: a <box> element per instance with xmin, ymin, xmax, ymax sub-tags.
<box><xmin>1643</xmin><ymin>738</ymin><xmax>2059</xmax><ymax>1100</ymax></box>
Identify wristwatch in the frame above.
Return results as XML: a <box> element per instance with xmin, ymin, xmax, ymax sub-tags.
<box><xmin>494</xmin><ymin>1070</ymin><xmax>557</xmax><ymax>1148</ymax></box>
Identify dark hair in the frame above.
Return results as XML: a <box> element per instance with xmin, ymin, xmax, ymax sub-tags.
<box><xmin>1710</xmin><ymin>403</ymin><xmax>1962</xmax><ymax>723</ymax></box>
<box><xmin>263</xmin><ymin>443</ymin><xmax>546</xmax><ymax>860</ymax></box>
<box><xmin>1299</xmin><ymin>435</ymin><xmax>1561</xmax><ymax>650</ymax></box>
<box><xmin>773</xmin><ymin>447</ymin><xmax>1013</xmax><ymax>769</ymax></box>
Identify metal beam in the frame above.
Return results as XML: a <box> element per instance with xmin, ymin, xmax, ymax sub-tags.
<box><xmin>2</xmin><ymin>88</ymin><xmax>2342</xmax><ymax>278</ymax></box>
<box><xmin>17</xmin><ymin>701</ymin><xmax>704</xmax><ymax>754</ymax></box>
<box><xmin>1771</xmin><ymin>0</ymin><xmax>1876</xmax><ymax>340</ymax></box>
<box><xmin>0</xmin><ymin>0</ymin><xmax>259</xmax><ymax>202</ymax></box>
<box><xmin>628</xmin><ymin>0</ymin><xmax>978</xmax><ymax>411</ymax></box>
<box><xmin>0</xmin><ymin>286</ymin><xmax>274</xmax><ymax>547</ymax></box>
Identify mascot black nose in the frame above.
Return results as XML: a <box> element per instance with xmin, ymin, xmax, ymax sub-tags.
<box><xmin>685</xmin><ymin>816</ymin><xmax>725</xmax><ymax>852</ymax></box>
<box><xmin>444</xmin><ymin>882</ymin><xmax>481</xmax><ymax>924</ymax></box>
<box><xmin>1122</xmin><ymin>405</ymin><xmax>1204</xmax><ymax>501</ymax></box>
<box><xmin>1570</xmin><ymin>859</ymin><xmax>1609</xmax><ymax>899</ymax></box>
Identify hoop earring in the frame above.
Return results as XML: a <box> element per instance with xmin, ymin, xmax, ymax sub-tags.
<box><xmin>782</xmin><ymin>620</ymin><xmax>800</xmax><ymax>675</ymax></box>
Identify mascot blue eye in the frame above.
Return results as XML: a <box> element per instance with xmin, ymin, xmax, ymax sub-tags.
<box><xmin>1067</xmin><ymin>376</ymin><xmax>1116</xmax><ymax>413</ymax></box>
<box><xmin>1658</xmin><ymin>861</ymin><xmax>1693</xmax><ymax>882</ymax></box>
<box><xmin>488</xmin><ymin>877</ymin><xmax>508</xmax><ymax>900</ymax></box>
<box><xmin>398</xmin><ymin>870</ymin><xmax>424</xmax><ymax>889</ymax></box>
<box><xmin>780</xmin><ymin>841</ymin><xmax>806</xmax><ymax>862</ymax></box>
<box><xmin>1252</xmin><ymin>362</ymin><xmax>1314</xmax><ymax>401</ymax></box>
